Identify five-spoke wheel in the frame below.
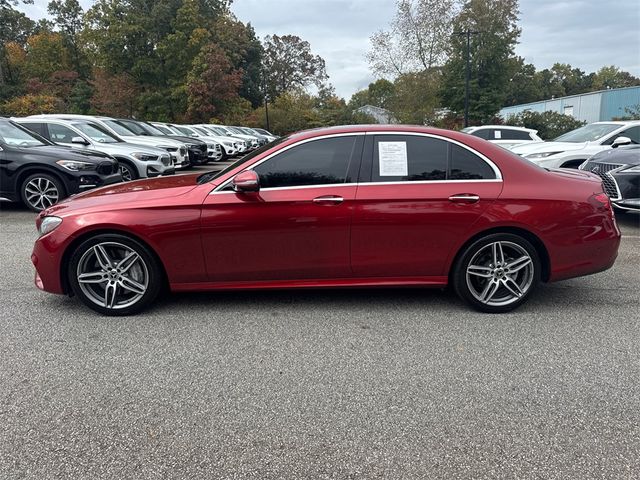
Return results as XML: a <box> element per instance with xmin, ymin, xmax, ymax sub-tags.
<box><xmin>68</xmin><ymin>234</ymin><xmax>162</xmax><ymax>315</ymax></box>
<box><xmin>454</xmin><ymin>234</ymin><xmax>540</xmax><ymax>313</ymax></box>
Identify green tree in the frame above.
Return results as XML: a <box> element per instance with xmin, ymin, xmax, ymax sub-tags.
<box><xmin>47</xmin><ymin>0</ymin><xmax>88</xmax><ymax>77</ymax></box>
<box><xmin>440</xmin><ymin>0</ymin><xmax>521</xmax><ymax>123</ymax></box>
<box><xmin>592</xmin><ymin>66</ymin><xmax>640</xmax><ymax>90</ymax></box>
<box><xmin>262</xmin><ymin>34</ymin><xmax>328</xmax><ymax>99</ymax></box>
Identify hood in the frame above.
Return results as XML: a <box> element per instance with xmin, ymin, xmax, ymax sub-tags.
<box><xmin>117</xmin><ymin>134</ymin><xmax>185</xmax><ymax>149</ymax></box>
<box><xmin>93</xmin><ymin>142</ymin><xmax>167</xmax><ymax>156</ymax></box>
<box><xmin>20</xmin><ymin>144</ymin><xmax>114</xmax><ymax>162</ymax></box>
<box><xmin>511</xmin><ymin>141</ymin><xmax>589</xmax><ymax>155</ymax></box>
<box><xmin>46</xmin><ymin>174</ymin><xmax>202</xmax><ymax>215</ymax></box>
<box><xmin>164</xmin><ymin>135</ymin><xmax>206</xmax><ymax>146</ymax></box>
<box><xmin>589</xmin><ymin>145</ymin><xmax>640</xmax><ymax>165</ymax></box>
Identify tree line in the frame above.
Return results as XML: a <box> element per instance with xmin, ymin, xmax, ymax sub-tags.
<box><xmin>1</xmin><ymin>0</ymin><xmax>639</xmax><ymax>135</ymax></box>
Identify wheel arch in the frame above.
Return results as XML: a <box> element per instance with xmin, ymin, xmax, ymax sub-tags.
<box><xmin>112</xmin><ymin>156</ymin><xmax>140</xmax><ymax>178</ymax></box>
<box><xmin>60</xmin><ymin>228</ymin><xmax>169</xmax><ymax>295</ymax></box>
<box><xmin>16</xmin><ymin>166</ymin><xmax>68</xmax><ymax>198</ymax></box>
<box><xmin>448</xmin><ymin>226</ymin><xmax>551</xmax><ymax>283</ymax></box>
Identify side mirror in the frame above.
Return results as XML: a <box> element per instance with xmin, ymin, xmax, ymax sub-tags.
<box><xmin>71</xmin><ymin>136</ymin><xmax>89</xmax><ymax>145</ymax></box>
<box><xmin>232</xmin><ymin>170</ymin><xmax>260</xmax><ymax>192</ymax></box>
<box><xmin>611</xmin><ymin>136</ymin><xmax>631</xmax><ymax>148</ymax></box>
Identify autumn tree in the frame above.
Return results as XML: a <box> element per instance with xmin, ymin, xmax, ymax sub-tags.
<box><xmin>262</xmin><ymin>34</ymin><xmax>328</xmax><ymax>99</ymax></box>
<box><xmin>90</xmin><ymin>68</ymin><xmax>138</xmax><ymax>117</ymax></box>
<box><xmin>186</xmin><ymin>43</ymin><xmax>243</xmax><ymax>123</ymax></box>
<box><xmin>367</xmin><ymin>0</ymin><xmax>460</xmax><ymax>77</ymax></box>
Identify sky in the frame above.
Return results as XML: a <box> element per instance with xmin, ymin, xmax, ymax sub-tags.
<box><xmin>17</xmin><ymin>0</ymin><xmax>640</xmax><ymax>99</ymax></box>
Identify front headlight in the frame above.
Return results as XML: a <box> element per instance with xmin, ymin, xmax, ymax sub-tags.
<box><xmin>526</xmin><ymin>151</ymin><xmax>564</xmax><ymax>159</ymax></box>
<box><xmin>39</xmin><ymin>216</ymin><xmax>62</xmax><ymax>236</ymax></box>
<box><xmin>56</xmin><ymin>160</ymin><xmax>96</xmax><ymax>171</ymax></box>
<box><xmin>131</xmin><ymin>152</ymin><xmax>158</xmax><ymax>161</ymax></box>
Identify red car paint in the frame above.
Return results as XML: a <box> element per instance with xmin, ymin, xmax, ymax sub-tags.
<box><xmin>32</xmin><ymin>125</ymin><xmax>620</xmax><ymax>296</ymax></box>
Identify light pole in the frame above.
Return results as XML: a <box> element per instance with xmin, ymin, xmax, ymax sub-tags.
<box><xmin>262</xmin><ymin>67</ymin><xmax>271</xmax><ymax>131</ymax></box>
<box><xmin>453</xmin><ymin>29</ymin><xmax>480</xmax><ymax>128</ymax></box>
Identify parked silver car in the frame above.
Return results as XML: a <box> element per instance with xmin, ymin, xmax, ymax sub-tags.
<box><xmin>150</xmin><ymin>123</ymin><xmax>223</xmax><ymax>162</ymax></box>
<box><xmin>16</xmin><ymin>118</ymin><xmax>174</xmax><ymax>181</ymax></box>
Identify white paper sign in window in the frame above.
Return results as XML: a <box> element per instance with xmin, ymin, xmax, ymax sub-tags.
<box><xmin>378</xmin><ymin>141</ymin><xmax>408</xmax><ymax>176</ymax></box>
<box><xmin>494</xmin><ymin>130</ymin><xmax>502</xmax><ymax>139</ymax></box>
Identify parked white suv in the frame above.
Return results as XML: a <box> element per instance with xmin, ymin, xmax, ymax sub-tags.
<box><xmin>16</xmin><ymin>118</ymin><xmax>174</xmax><ymax>181</ymax></box>
<box><xmin>511</xmin><ymin>121</ymin><xmax>640</xmax><ymax>169</ymax></box>
<box><xmin>461</xmin><ymin>125</ymin><xmax>542</xmax><ymax>149</ymax></box>
<box><xmin>27</xmin><ymin>114</ymin><xmax>191</xmax><ymax>169</ymax></box>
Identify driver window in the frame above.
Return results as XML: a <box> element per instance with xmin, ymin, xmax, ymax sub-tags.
<box><xmin>253</xmin><ymin>136</ymin><xmax>357</xmax><ymax>188</ymax></box>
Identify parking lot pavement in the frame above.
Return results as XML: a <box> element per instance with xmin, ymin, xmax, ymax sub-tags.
<box><xmin>0</xmin><ymin>205</ymin><xmax>638</xmax><ymax>479</ymax></box>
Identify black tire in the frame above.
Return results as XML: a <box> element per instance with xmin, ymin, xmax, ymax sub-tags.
<box><xmin>118</xmin><ymin>161</ymin><xmax>138</xmax><ymax>181</ymax></box>
<box><xmin>67</xmin><ymin>233</ymin><xmax>164</xmax><ymax>316</ymax></box>
<box><xmin>20</xmin><ymin>172</ymin><xmax>66</xmax><ymax>212</ymax></box>
<box><xmin>219</xmin><ymin>148</ymin><xmax>229</xmax><ymax>161</ymax></box>
<box><xmin>452</xmin><ymin>233</ymin><xmax>541</xmax><ymax>313</ymax></box>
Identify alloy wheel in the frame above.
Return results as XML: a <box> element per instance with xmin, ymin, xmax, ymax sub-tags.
<box><xmin>76</xmin><ymin>241</ymin><xmax>149</xmax><ymax>310</ymax></box>
<box><xmin>119</xmin><ymin>164</ymin><xmax>134</xmax><ymax>181</ymax></box>
<box><xmin>465</xmin><ymin>241</ymin><xmax>534</xmax><ymax>307</ymax></box>
<box><xmin>24</xmin><ymin>177</ymin><xmax>59</xmax><ymax>211</ymax></box>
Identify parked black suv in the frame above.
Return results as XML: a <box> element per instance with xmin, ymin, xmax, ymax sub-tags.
<box><xmin>0</xmin><ymin>119</ymin><xmax>122</xmax><ymax>211</ymax></box>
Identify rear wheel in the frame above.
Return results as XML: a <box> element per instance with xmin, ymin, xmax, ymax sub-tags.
<box><xmin>68</xmin><ymin>234</ymin><xmax>163</xmax><ymax>316</ymax></box>
<box><xmin>20</xmin><ymin>173</ymin><xmax>65</xmax><ymax>212</ymax></box>
<box><xmin>453</xmin><ymin>233</ymin><xmax>541</xmax><ymax>313</ymax></box>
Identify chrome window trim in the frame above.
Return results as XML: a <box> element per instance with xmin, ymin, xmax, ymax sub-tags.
<box><xmin>211</xmin><ymin>132</ymin><xmax>365</xmax><ymax>194</ymax></box>
<box><xmin>210</xmin><ymin>130</ymin><xmax>503</xmax><ymax>195</ymax></box>
<box><xmin>364</xmin><ymin>131</ymin><xmax>503</xmax><ymax>180</ymax></box>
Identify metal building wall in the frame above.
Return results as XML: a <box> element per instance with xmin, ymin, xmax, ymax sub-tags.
<box><xmin>499</xmin><ymin>86</ymin><xmax>640</xmax><ymax>122</ymax></box>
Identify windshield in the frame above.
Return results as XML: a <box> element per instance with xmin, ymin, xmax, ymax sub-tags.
<box><xmin>255</xmin><ymin>128</ymin><xmax>272</xmax><ymax>135</ymax></box>
<box><xmin>175</xmin><ymin>126</ymin><xmax>196</xmax><ymax>136</ymax></box>
<box><xmin>554</xmin><ymin>123</ymin><xmax>621</xmax><ymax>143</ymax></box>
<box><xmin>103</xmin><ymin>119</ymin><xmax>136</xmax><ymax>136</ymax></box>
<box><xmin>209</xmin><ymin>127</ymin><xmax>227</xmax><ymax>135</ymax></box>
<box><xmin>194</xmin><ymin>127</ymin><xmax>211</xmax><ymax>135</ymax></box>
<box><xmin>227</xmin><ymin>127</ymin><xmax>243</xmax><ymax>134</ymax></box>
<box><xmin>114</xmin><ymin>119</ymin><xmax>149</xmax><ymax>135</ymax></box>
<box><xmin>73</xmin><ymin>122</ymin><xmax>120</xmax><ymax>143</ymax></box>
<box><xmin>141</xmin><ymin>122</ymin><xmax>166</xmax><ymax>135</ymax></box>
<box><xmin>460</xmin><ymin>127</ymin><xmax>474</xmax><ymax>133</ymax></box>
<box><xmin>0</xmin><ymin>121</ymin><xmax>49</xmax><ymax>147</ymax></box>
<box><xmin>153</xmin><ymin>124</ymin><xmax>174</xmax><ymax>135</ymax></box>
<box><xmin>197</xmin><ymin>136</ymin><xmax>289</xmax><ymax>185</ymax></box>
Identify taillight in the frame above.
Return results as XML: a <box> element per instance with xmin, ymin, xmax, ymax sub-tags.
<box><xmin>589</xmin><ymin>192</ymin><xmax>611</xmax><ymax>210</ymax></box>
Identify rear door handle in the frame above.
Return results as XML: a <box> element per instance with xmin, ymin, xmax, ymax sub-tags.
<box><xmin>313</xmin><ymin>195</ymin><xmax>344</xmax><ymax>205</ymax></box>
<box><xmin>449</xmin><ymin>194</ymin><xmax>480</xmax><ymax>204</ymax></box>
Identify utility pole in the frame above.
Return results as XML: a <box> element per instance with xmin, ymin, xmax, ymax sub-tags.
<box><xmin>262</xmin><ymin>67</ymin><xmax>271</xmax><ymax>131</ymax></box>
<box><xmin>454</xmin><ymin>29</ymin><xmax>480</xmax><ymax>128</ymax></box>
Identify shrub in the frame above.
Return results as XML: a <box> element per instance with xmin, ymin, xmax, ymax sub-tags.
<box><xmin>504</xmin><ymin>110</ymin><xmax>585</xmax><ymax>140</ymax></box>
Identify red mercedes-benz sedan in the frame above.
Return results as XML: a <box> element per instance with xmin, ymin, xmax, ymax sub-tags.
<box><xmin>31</xmin><ymin>125</ymin><xmax>620</xmax><ymax>315</ymax></box>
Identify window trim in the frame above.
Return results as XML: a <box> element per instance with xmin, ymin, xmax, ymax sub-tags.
<box><xmin>211</xmin><ymin>132</ymin><xmax>365</xmax><ymax>194</ymax></box>
<box><xmin>211</xmin><ymin>131</ymin><xmax>502</xmax><ymax>194</ymax></box>
<box><xmin>364</xmin><ymin>131</ymin><xmax>502</xmax><ymax>182</ymax></box>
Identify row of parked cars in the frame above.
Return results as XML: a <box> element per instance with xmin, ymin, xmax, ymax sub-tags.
<box><xmin>463</xmin><ymin>121</ymin><xmax>640</xmax><ymax>212</ymax></box>
<box><xmin>0</xmin><ymin>115</ymin><xmax>277</xmax><ymax>211</ymax></box>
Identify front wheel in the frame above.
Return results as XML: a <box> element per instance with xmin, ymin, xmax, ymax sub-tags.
<box><xmin>20</xmin><ymin>173</ymin><xmax>65</xmax><ymax>212</ymax></box>
<box><xmin>452</xmin><ymin>233</ymin><xmax>541</xmax><ymax>313</ymax></box>
<box><xmin>68</xmin><ymin>234</ymin><xmax>163</xmax><ymax>316</ymax></box>
<box><xmin>118</xmin><ymin>162</ymin><xmax>138</xmax><ymax>181</ymax></box>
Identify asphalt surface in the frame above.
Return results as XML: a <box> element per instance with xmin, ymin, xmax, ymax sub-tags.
<box><xmin>1</xmin><ymin>172</ymin><xmax>639</xmax><ymax>479</ymax></box>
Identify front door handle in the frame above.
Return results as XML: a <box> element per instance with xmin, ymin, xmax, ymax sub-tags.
<box><xmin>313</xmin><ymin>195</ymin><xmax>344</xmax><ymax>205</ymax></box>
<box><xmin>449</xmin><ymin>194</ymin><xmax>480</xmax><ymax>204</ymax></box>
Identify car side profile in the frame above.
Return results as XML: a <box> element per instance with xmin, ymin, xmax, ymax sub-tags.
<box><xmin>461</xmin><ymin>125</ymin><xmax>542</xmax><ymax>149</ymax></box>
<box><xmin>31</xmin><ymin>125</ymin><xmax>620</xmax><ymax>316</ymax></box>
<box><xmin>16</xmin><ymin>118</ymin><xmax>174</xmax><ymax>181</ymax></box>
<box><xmin>512</xmin><ymin>121</ymin><xmax>640</xmax><ymax>168</ymax></box>
<box><xmin>0</xmin><ymin>119</ymin><xmax>121</xmax><ymax>211</ymax></box>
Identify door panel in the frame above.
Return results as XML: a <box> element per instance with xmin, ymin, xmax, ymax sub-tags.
<box><xmin>351</xmin><ymin>133</ymin><xmax>503</xmax><ymax>277</ymax></box>
<box><xmin>201</xmin><ymin>185</ymin><xmax>356</xmax><ymax>281</ymax></box>
<box><xmin>351</xmin><ymin>181</ymin><xmax>502</xmax><ymax>277</ymax></box>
